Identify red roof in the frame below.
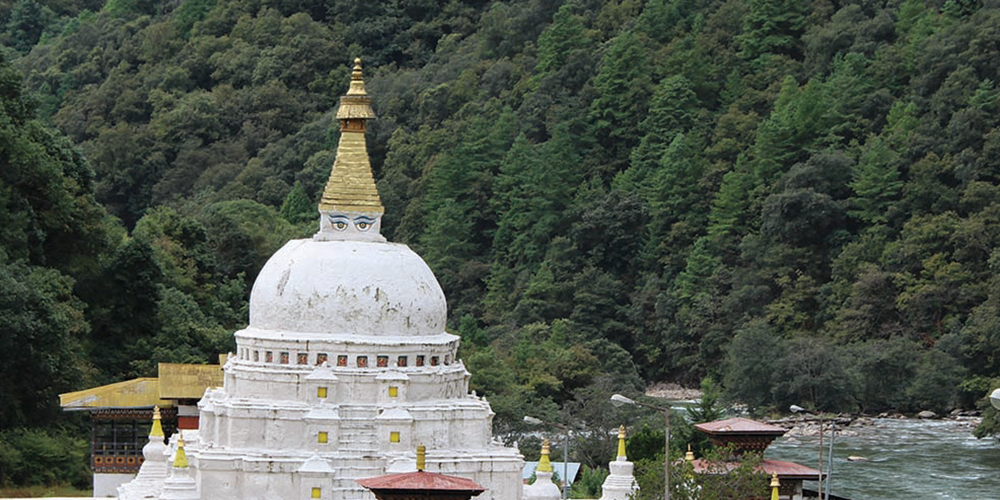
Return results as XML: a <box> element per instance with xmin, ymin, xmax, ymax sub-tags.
<box><xmin>694</xmin><ymin>418</ymin><xmax>787</xmax><ymax>436</ymax></box>
<box><xmin>759</xmin><ymin>459</ymin><xmax>824</xmax><ymax>480</ymax></box>
<box><xmin>357</xmin><ymin>471</ymin><xmax>487</xmax><ymax>494</ymax></box>
<box><xmin>690</xmin><ymin>458</ymin><xmax>824</xmax><ymax>481</ymax></box>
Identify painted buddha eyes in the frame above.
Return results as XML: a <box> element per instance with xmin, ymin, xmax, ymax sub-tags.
<box><xmin>354</xmin><ymin>216</ymin><xmax>375</xmax><ymax>232</ymax></box>
<box><xmin>329</xmin><ymin>215</ymin><xmax>350</xmax><ymax>231</ymax></box>
<box><xmin>328</xmin><ymin>215</ymin><xmax>376</xmax><ymax>232</ymax></box>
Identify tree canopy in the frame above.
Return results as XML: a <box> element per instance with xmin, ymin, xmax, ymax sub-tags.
<box><xmin>4</xmin><ymin>0</ymin><xmax>1000</xmax><ymax>487</ymax></box>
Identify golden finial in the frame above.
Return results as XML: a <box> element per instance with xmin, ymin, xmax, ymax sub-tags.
<box><xmin>416</xmin><ymin>444</ymin><xmax>426</xmax><ymax>472</ymax></box>
<box><xmin>336</xmin><ymin>58</ymin><xmax>375</xmax><ymax>119</ymax></box>
<box><xmin>173</xmin><ymin>436</ymin><xmax>189</xmax><ymax>468</ymax></box>
<box><xmin>318</xmin><ymin>57</ymin><xmax>383</xmax><ymax>217</ymax></box>
<box><xmin>770</xmin><ymin>472</ymin><xmax>780</xmax><ymax>500</ymax></box>
<box><xmin>347</xmin><ymin>57</ymin><xmax>367</xmax><ymax>96</ymax></box>
<box><xmin>150</xmin><ymin>406</ymin><xmax>164</xmax><ymax>438</ymax></box>
<box><xmin>685</xmin><ymin>444</ymin><xmax>694</xmax><ymax>462</ymax></box>
<box><xmin>617</xmin><ymin>424</ymin><xmax>627</xmax><ymax>459</ymax></box>
<box><xmin>537</xmin><ymin>439</ymin><xmax>553</xmax><ymax>473</ymax></box>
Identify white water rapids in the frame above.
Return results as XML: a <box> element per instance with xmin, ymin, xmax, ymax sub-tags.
<box><xmin>765</xmin><ymin>417</ymin><xmax>999</xmax><ymax>500</ymax></box>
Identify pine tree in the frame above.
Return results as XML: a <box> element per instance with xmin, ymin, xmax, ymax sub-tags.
<box><xmin>738</xmin><ymin>0</ymin><xmax>807</xmax><ymax>61</ymax></box>
<box><xmin>849</xmin><ymin>137</ymin><xmax>903</xmax><ymax>225</ymax></box>
<box><xmin>536</xmin><ymin>4</ymin><xmax>591</xmax><ymax>74</ymax></box>
<box><xmin>279</xmin><ymin>181</ymin><xmax>315</xmax><ymax>225</ymax></box>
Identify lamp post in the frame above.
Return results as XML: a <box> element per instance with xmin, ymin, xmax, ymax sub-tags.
<box><xmin>790</xmin><ymin>405</ymin><xmax>825</xmax><ymax>500</ymax></box>
<box><xmin>611</xmin><ymin>394</ymin><xmax>670</xmax><ymax>500</ymax></box>
<box><xmin>524</xmin><ymin>416</ymin><xmax>570</xmax><ymax>500</ymax></box>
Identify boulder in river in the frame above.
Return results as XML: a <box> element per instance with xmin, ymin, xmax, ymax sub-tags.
<box><xmin>917</xmin><ymin>410</ymin><xmax>938</xmax><ymax>419</ymax></box>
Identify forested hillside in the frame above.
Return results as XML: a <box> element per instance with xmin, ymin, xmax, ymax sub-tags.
<box><xmin>4</xmin><ymin>0</ymin><xmax>1000</xmax><ymax>485</ymax></box>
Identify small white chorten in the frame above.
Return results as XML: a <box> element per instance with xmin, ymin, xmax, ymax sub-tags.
<box><xmin>599</xmin><ymin>426</ymin><xmax>638</xmax><ymax>500</ymax></box>
<box><xmin>523</xmin><ymin>440</ymin><xmax>561</xmax><ymax>500</ymax></box>
<box><xmin>159</xmin><ymin>437</ymin><xmax>198</xmax><ymax>500</ymax></box>
<box><xmin>118</xmin><ymin>406</ymin><xmax>169</xmax><ymax>500</ymax></box>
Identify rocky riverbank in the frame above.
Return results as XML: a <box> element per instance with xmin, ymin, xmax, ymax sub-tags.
<box><xmin>645</xmin><ymin>382</ymin><xmax>703</xmax><ymax>401</ymax></box>
<box><xmin>766</xmin><ymin>411</ymin><xmax>983</xmax><ymax>438</ymax></box>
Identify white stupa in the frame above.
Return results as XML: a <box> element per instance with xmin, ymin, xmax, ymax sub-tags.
<box><xmin>523</xmin><ymin>440</ymin><xmax>561</xmax><ymax>500</ymax></box>
<box><xmin>159</xmin><ymin>437</ymin><xmax>197</xmax><ymax>500</ymax></box>
<box><xmin>117</xmin><ymin>406</ymin><xmax>169</xmax><ymax>499</ymax></box>
<box><xmin>118</xmin><ymin>58</ymin><xmax>523</xmax><ymax>500</ymax></box>
<box><xmin>598</xmin><ymin>426</ymin><xmax>638</xmax><ymax>500</ymax></box>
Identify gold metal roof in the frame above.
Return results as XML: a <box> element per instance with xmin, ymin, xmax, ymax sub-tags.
<box><xmin>60</xmin><ymin>378</ymin><xmax>170</xmax><ymax>410</ymax></box>
<box><xmin>59</xmin><ymin>362</ymin><xmax>223</xmax><ymax>410</ymax></box>
<box><xmin>158</xmin><ymin>362</ymin><xmax>223</xmax><ymax>399</ymax></box>
<box><xmin>319</xmin><ymin>58</ymin><xmax>383</xmax><ymax>214</ymax></box>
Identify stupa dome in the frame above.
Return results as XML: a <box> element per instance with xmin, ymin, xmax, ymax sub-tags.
<box><xmin>249</xmin><ymin>238</ymin><xmax>447</xmax><ymax>337</ymax></box>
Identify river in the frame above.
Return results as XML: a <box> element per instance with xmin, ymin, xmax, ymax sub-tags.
<box><xmin>764</xmin><ymin>417</ymin><xmax>1000</xmax><ymax>500</ymax></box>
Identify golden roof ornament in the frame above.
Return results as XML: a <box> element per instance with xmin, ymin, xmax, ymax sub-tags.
<box><xmin>770</xmin><ymin>472</ymin><xmax>780</xmax><ymax>500</ymax></box>
<box><xmin>337</xmin><ymin>58</ymin><xmax>376</xmax><ymax>118</ymax></box>
<box><xmin>317</xmin><ymin>57</ymin><xmax>384</xmax><ymax>222</ymax></box>
<box><xmin>150</xmin><ymin>406</ymin><xmax>164</xmax><ymax>438</ymax></box>
<box><xmin>617</xmin><ymin>424</ymin><xmax>627</xmax><ymax>459</ymax></box>
<box><xmin>173</xmin><ymin>436</ymin><xmax>189</xmax><ymax>468</ymax></box>
<box><xmin>537</xmin><ymin>439</ymin><xmax>554</xmax><ymax>473</ymax></box>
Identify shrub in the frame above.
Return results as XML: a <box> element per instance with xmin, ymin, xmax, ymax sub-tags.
<box><xmin>0</xmin><ymin>428</ymin><xmax>90</xmax><ymax>488</ymax></box>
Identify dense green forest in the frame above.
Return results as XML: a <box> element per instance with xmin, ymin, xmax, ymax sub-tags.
<box><xmin>4</xmin><ymin>0</ymin><xmax>1000</xmax><ymax>488</ymax></box>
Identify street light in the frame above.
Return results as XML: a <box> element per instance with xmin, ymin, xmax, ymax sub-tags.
<box><xmin>990</xmin><ymin>388</ymin><xmax>1000</xmax><ymax>410</ymax></box>
<box><xmin>523</xmin><ymin>416</ymin><xmax>570</xmax><ymax>500</ymax></box>
<box><xmin>790</xmin><ymin>405</ymin><xmax>827</xmax><ymax>500</ymax></box>
<box><xmin>611</xmin><ymin>394</ymin><xmax>671</xmax><ymax>500</ymax></box>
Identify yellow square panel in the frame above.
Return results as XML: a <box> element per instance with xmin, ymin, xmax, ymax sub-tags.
<box><xmin>388</xmin><ymin>386</ymin><xmax>398</xmax><ymax>398</ymax></box>
<box><xmin>318</xmin><ymin>432</ymin><xmax>328</xmax><ymax>444</ymax></box>
<box><xmin>390</xmin><ymin>431</ymin><xmax>400</xmax><ymax>443</ymax></box>
<box><xmin>312</xmin><ymin>487</ymin><xmax>321</xmax><ymax>498</ymax></box>
<box><xmin>317</xmin><ymin>387</ymin><xmax>327</xmax><ymax>398</ymax></box>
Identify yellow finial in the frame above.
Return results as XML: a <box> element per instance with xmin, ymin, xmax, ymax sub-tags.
<box><xmin>416</xmin><ymin>444</ymin><xmax>426</xmax><ymax>472</ymax></box>
<box><xmin>617</xmin><ymin>425</ymin><xmax>627</xmax><ymax>459</ymax></box>
<box><xmin>347</xmin><ymin>57</ymin><xmax>367</xmax><ymax>96</ymax></box>
<box><xmin>150</xmin><ymin>406</ymin><xmax>164</xmax><ymax>438</ymax></box>
<box><xmin>336</xmin><ymin>57</ymin><xmax>375</xmax><ymax>118</ymax></box>
<box><xmin>770</xmin><ymin>472</ymin><xmax>780</xmax><ymax>500</ymax></box>
<box><xmin>537</xmin><ymin>439</ymin><xmax>553</xmax><ymax>473</ymax></box>
<box><xmin>685</xmin><ymin>444</ymin><xmax>694</xmax><ymax>462</ymax></box>
<box><xmin>319</xmin><ymin>57</ymin><xmax>383</xmax><ymax>216</ymax></box>
<box><xmin>173</xmin><ymin>436</ymin><xmax>189</xmax><ymax>469</ymax></box>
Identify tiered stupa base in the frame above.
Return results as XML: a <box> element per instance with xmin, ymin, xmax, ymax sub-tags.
<box><xmin>600</xmin><ymin>458</ymin><xmax>638</xmax><ymax>500</ymax></box>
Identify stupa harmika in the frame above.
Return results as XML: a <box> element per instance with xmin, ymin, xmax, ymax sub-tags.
<box><xmin>118</xmin><ymin>58</ymin><xmax>523</xmax><ymax>500</ymax></box>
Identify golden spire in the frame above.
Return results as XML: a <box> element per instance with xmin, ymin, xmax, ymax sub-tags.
<box><xmin>150</xmin><ymin>406</ymin><xmax>164</xmax><ymax>438</ymax></box>
<box><xmin>537</xmin><ymin>439</ymin><xmax>554</xmax><ymax>473</ymax></box>
<box><xmin>173</xmin><ymin>436</ymin><xmax>189</xmax><ymax>468</ymax></box>
<box><xmin>319</xmin><ymin>57</ymin><xmax>383</xmax><ymax>215</ymax></box>
<box><xmin>344</xmin><ymin>58</ymin><xmax>372</xmax><ymax>101</ymax></box>
<box><xmin>685</xmin><ymin>444</ymin><xmax>695</xmax><ymax>462</ymax></box>
<box><xmin>416</xmin><ymin>444</ymin><xmax>426</xmax><ymax>472</ymax></box>
<box><xmin>617</xmin><ymin>425</ymin><xmax>627</xmax><ymax>459</ymax></box>
<box><xmin>770</xmin><ymin>472</ymin><xmax>780</xmax><ymax>500</ymax></box>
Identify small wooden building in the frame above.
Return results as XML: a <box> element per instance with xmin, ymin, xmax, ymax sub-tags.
<box><xmin>357</xmin><ymin>445</ymin><xmax>487</xmax><ymax>500</ymax></box>
<box><xmin>59</xmin><ymin>361</ymin><xmax>223</xmax><ymax>496</ymax></box>
<box><xmin>690</xmin><ymin>417</ymin><xmax>825</xmax><ymax>500</ymax></box>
